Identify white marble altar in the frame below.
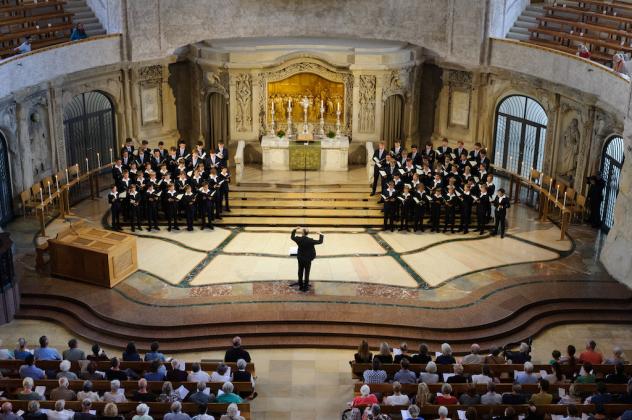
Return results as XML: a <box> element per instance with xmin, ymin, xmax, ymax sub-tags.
<box><xmin>261</xmin><ymin>135</ymin><xmax>349</xmax><ymax>171</ymax></box>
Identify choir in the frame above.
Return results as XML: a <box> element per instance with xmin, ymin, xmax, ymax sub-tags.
<box><xmin>372</xmin><ymin>139</ymin><xmax>511</xmax><ymax>238</ymax></box>
<box><xmin>108</xmin><ymin>139</ymin><xmax>230</xmax><ymax>232</ymax></box>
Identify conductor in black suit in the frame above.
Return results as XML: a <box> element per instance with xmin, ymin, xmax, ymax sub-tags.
<box><xmin>290</xmin><ymin>227</ymin><xmax>324</xmax><ymax>292</ymax></box>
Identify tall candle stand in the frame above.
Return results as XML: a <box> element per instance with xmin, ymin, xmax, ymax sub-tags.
<box><xmin>318</xmin><ymin>105</ymin><xmax>325</xmax><ymax>138</ymax></box>
<box><xmin>335</xmin><ymin>109</ymin><xmax>342</xmax><ymax>138</ymax></box>
<box><xmin>286</xmin><ymin>102</ymin><xmax>293</xmax><ymax>137</ymax></box>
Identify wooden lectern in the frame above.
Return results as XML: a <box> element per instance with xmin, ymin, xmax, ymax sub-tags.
<box><xmin>48</xmin><ymin>222</ymin><xmax>137</xmax><ymax>288</ymax></box>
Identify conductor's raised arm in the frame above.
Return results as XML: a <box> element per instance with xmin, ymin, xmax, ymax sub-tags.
<box><xmin>315</xmin><ymin>232</ymin><xmax>324</xmax><ymax>245</ymax></box>
<box><xmin>291</xmin><ymin>226</ymin><xmax>300</xmax><ymax>242</ymax></box>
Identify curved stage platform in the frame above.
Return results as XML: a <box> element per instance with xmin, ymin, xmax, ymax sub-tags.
<box><xmin>10</xmin><ymin>171</ymin><xmax>632</xmax><ymax>354</ymax></box>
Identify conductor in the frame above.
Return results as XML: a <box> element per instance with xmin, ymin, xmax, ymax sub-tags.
<box><xmin>290</xmin><ymin>227</ymin><xmax>324</xmax><ymax>292</ymax></box>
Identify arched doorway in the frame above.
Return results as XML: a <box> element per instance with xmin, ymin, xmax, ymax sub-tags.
<box><xmin>0</xmin><ymin>132</ymin><xmax>12</xmax><ymax>227</ymax></box>
<box><xmin>63</xmin><ymin>91</ymin><xmax>116</xmax><ymax>169</ymax></box>
<box><xmin>600</xmin><ymin>135</ymin><xmax>625</xmax><ymax>232</ymax></box>
<box><xmin>493</xmin><ymin>95</ymin><xmax>548</xmax><ymax>178</ymax></box>
<box><xmin>208</xmin><ymin>92</ymin><xmax>228</xmax><ymax>150</ymax></box>
<box><xmin>382</xmin><ymin>95</ymin><xmax>404</xmax><ymax>149</ymax></box>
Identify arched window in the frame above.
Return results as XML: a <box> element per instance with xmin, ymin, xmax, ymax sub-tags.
<box><xmin>493</xmin><ymin>95</ymin><xmax>548</xmax><ymax>178</ymax></box>
<box><xmin>63</xmin><ymin>91</ymin><xmax>116</xmax><ymax>168</ymax></box>
<box><xmin>600</xmin><ymin>135</ymin><xmax>625</xmax><ymax>232</ymax></box>
<box><xmin>0</xmin><ymin>132</ymin><xmax>12</xmax><ymax>227</ymax></box>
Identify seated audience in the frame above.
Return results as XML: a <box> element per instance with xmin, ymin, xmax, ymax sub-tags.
<box><xmin>461</xmin><ymin>344</ymin><xmax>484</xmax><ymax>364</ymax></box>
<box><xmin>80</xmin><ymin>362</ymin><xmax>105</xmax><ymax>381</ymax></box>
<box><xmin>132</xmin><ymin>403</ymin><xmax>152</xmax><ymax>420</ymax></box>
<box><xmin>411</xmin><ymin>343</ymin><xmax>432</xmax><ymax>364</ymax></box>
<box><xmin>484</xmin><ymin>346</ymin><xmax>506</xmax><ymax>365</ymax></box>
<box><xmin>414</xmin><ymin>382</ymin><xmax>434</xmax><ymax>406</ymax></box>
<box><xmin>354</xmin><ymin>340</ymin><xmax>373</xmax><ymax>363</ymax></box>
<box><xmin>74</xmin><ymin>399</ymin><xmax>96</xmax><ymax>420</ymax></box>
<box><xmin>617</xmin><ymin>382</ymin><xmax>632</xmax><ymax>404</ymax></box>
<box><xmin>504</xmin><ymin>342</ymin><xmax>531</xmax><ymax>364</ymax></box>
<box><xmin>407</xmin><ymin>405</ymin><xmax>423</xmax><ymax>420</ymax></box>
<box><xmin>550</xmin><ymin>350</ymin><xmax>561</xmax><ymax>365</ymax></box>
<box><xmin>394</xmin><ymin>358</ymin><xmax>417</xmax><ymax>384</ymax></box>
<box><xmin>18</xmin><ymin>377</ymin><xmax>44</xmax><ymax>401</ymax></box>
<box><xmin>224</xmin><ymin>336</ymin><xmax>251</xmax><ymax>363</ymax></box>
<box><xmin>500</xmin><ymin>407</ymin><xmax>518</xmax><ymax>420</ymax></box>
<box><xmin>63</xmin><ymin>339</ymin><xmax>86</xmax><ymax>362</ymax></box>
<box><xmin>188</xmin><ymin>362</ymin><xmax>210</xmax><ymax>383</ymax></box>
<box><xmin>579</xmin><ymin>340</ymin><xmax>603</xmax><ymax>365</ymax></box>
<box><xmin>459</xmin><ymin>383</ymin><xmax>480</xmax><ymax>406</ymax></box>
<box><xmin>164</xmin><ymin>402</ymin><xmax>190</xmax><ymax>420</ymax></box>
<box><xmin>14</xmin><ymin>338</ymin><xmax>31</xmax><ymax>360</ymax></box>
<box><xmin>481</xmin><ymin>382</ymin><xmax>502</xmax><ymax>405</ymax></box>
<box><xmin>502</xmin><ymin>383</ymin><xmax>526</xmax><ymax>405</ymax></box>
<box><xmin>374</xmin><ymin>342</ymin><xmax>393</xmax><ymax>364</ymax></box>
<box><xmin>192</xmin><ymin>404</ymin><xmax>214</xmax><ymax>420</ymax></box>
<box><xmin>0</xmin><ymin>402</ymin><xmax>21</xmax><ymax>420</ymax></box>
<box><xmin>435</xmin><ymin>383</ymin><xmax>458</xmax><ymax>405</ymax></box>
<box><xmin>144</xmin><ymin>342</ymin><xmax>166</xmax><ymax>362</ymax></box>
<box><xmin>436</xmin><ymin>343</ymin><xmax>456</xmax><ymax>365</ymax></box>
<box><xmin>606</xmin><ymin>363</ymin><xmax>629</xmax><ymax>384</ymax></box>
<box><xmin>57</xmin><ymin>360</ymin><xmax>79</xmax><ymax>380</ymax></box>
<box><xmin>560</xmin><ymin>345</ymin><xmax>578</xmax><ymax>366</ymax></box>
<box><xmin>77</xmin><ymin>381</ymin><xmax>100</xmax><ymax>402</ymax></box>
<box><xmin>352</xmin><ymin>384</ymin><xmax>379</xmax><ymax>407</ymax></box>
<box><xmin>585</xmin><ymin>381</ymin><xmax>613</xmax><ymax>405</ymax></box>
<box><xmin>437</xmin><ymin>405</ymin><xmax>451</xmax><ymax>420</ymax></box>
<box><xmin>363</xmin><ymin>359</ymin><xmax>387</xmax><ymax>384</ymax></box>
<box><xmin>232</xmin><ymin>359</ymin><xmax>253</xmax><ymax>385</ymax></box>
<box><xmin>103</xmin><ymin>380</ymin><xmax>127</xmax><ymax>403</ymax></box>
<box><xmin>0</xmin><ymin>339</ymin><xmax>13</xmax><ymax>360</ymax></box>
<box><xmin>216</xmin><ymin>382</ymin><xmax>243</xmax><ymax>404</ymax></box>
<box><xmin>51</xmin><ymin>377</ymin><xmax>77</xmax><ymax>401</ymax></box>
<box><xmin>575</xmin><ymin>362</ymin><xmax>596</xmax><ymax>384</ymax></box>
<box><xmin>394</xmin><ymin>342</ymin><xmax>413</xmax><ymax>363</ymax></box>
<box><xmin>219</xmin><ymin>403</ymin><xmax>244</xmax><ymax>420</ymax></box>
<box><xmin>167</xmin><ymin>360</ymin><xmax>188</xmax><ymax>382</ymax></box>
<box><xmin>210</xmin><ymin>363</ymin><xmax>231</xmax><ymax>383</ymax></box>
<box><xmin>471</xmin><ymin>365</ymin><xmax>493</xmax><ymax>385</ymax></box>
<box><xmin>447</xmin><ymin>364</ymin><xmax>468</xmax><ymax>384</ymax></box>
<box><xmin>419</xmin><ymin>361</ymin><xmax>439</xmax><ymax>384</ymax></box>
<box><xmin>70</xmin><ymin>23</ymin><xmax>88</xmax><ymax>41</ymax></box>
<box><xmin>385</xmin><ymin>381</ymin><xmax>410</xmax><ymax>406</ymax></box>
<box><xmin>18</xmin><ymin>354</ymin><xmax>47</xmax><ymax>379</ymax></box>
<box><xmin>24</xmin><ymin>401</ymin><xmax>46</xmax><ymax>420</ymax></box>
<box><xmin>100</xmin><ymin>403</ymin><xmax>124</xmax><ymax>420</ymax></box>
<box><xmin>87</xmin><ymin>344</ymin><xmax>108</xmax><ymax>362</ymax></box>
<box><xmin>515</xmin><ymin>362</ymin><xmax>538</xmax><ymax>385</ymax></box>
<box><xmin>189</xmin><ymin>381</ymin><xmax>215</xmax><ymax>405</ymax></box>
<box><xmin>529</xmin><ymin>379</ymin><xmax>552</xmax><ymax>405</ymax></box>
<box><xmin>106</xmin><ymin>358</ymin><xmax>128</xmax><ymax>381</ymax></box>
<box><xmin>34</xmin><ymin>336</ymin><xmax>62</xmax><ymax>361</ymax></box>
<box><xmin>605</xmin><ymin>346</ymin><xmax>626</xmax><ymax>365</ymax></box>
<box><xmin>13</xmin><ymin>36</ymin><xmax>31</xmax><ymax>55</ymax></box>
<box><xmin>543</xmin><ymin>362</ymin><xmax>567</xmax><ymax>385</ymax></box>
<box><xmin>132</xmin><ymin>378</ymin><xmax>157</xmax><ymax>402</ymax></box>
<box><xmin>159</xmin><ymin>381</ymin><xmax>181</xmax><ymax>403</ymax></box>
<box><xmin>562</xmin><ymin>405</ymin><xmax>581</xmax><ymax>420</ymax></box>
<box><xmin>46</xmin><ymin>400</ymin><xmax>74</xmax><ymax>420</ymax></box>
<box><xmin>558</xmin><ymin>384</ymin><xmax>581</xmax><ymax>405</ymax></box>
<box><xmin>123</xmin><ymin>342</ymin><xmax>142</xmax><ymax>362</ymax></box>
<box><xmin>144</xmin><ymin>360</ymin><xmax>166</xmax><ymax>381</ymax></box>
<box><xmin>465</xmin><ymin>407</ymin><xmax>478</xmax><ymax>420</ymax></box>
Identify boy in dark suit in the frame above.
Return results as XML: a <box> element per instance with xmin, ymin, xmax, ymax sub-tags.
<box><xmin>290</xmin><ymin>227</ymin><xmax>324</xmax><ymax>292</ymax></box>
<box><xmin>108</xmin><ymin>184</ymin><xmax>122</xmax><ymax>230</ymax></box>
<box><xmin>492</xmin><ymin>188</ymin><xmax>510</xmax><ymax>238</ymax></box>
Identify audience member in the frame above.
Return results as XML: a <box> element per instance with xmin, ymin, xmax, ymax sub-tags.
<box><xmin>471</xmin><ymin>365</ymin><xmax>493</xmax><ymax>385</ymax></box>
<box><xmin>605</xmin><ymin>346</ymin><xmax>626</xmax><ymax>365</ymax></box>
<box><xmin>131</xmin><ymin>403</ymin><xmax>152</xmax><ymax>420</ymax></box>
<box><xmin>132</xmin><ymin>378</ymin><xmax>157</xmax><ymax>402</ymax></box>
<box><xmin>437</xmin><ymin>405</ymin><xmax>451</xmax><ymax>420</ymax></box>
<box><xmin>579</xmin><ymin>340</ymin><xmax>603</xmax><ymax>365</ymax></box>
<box><xmin>481</xmin><ymin>382</ymin><xmax>502</xmax><ymax>405</ymax></box>
<box><xmin>419</xmin><ymin>361</ymin><xmax>440</xmax><ymax>384</ymax></box>
<box><xmin>352</xmin><ymin>384</ymin><xmax>379</xmax><ymax>407</ymax></box>
<box><xmin>103</xmin><ymin>380</ymin><xmax>127</xmax><ymax>403</ymax></box>
<box><xmin>63</xmin><ymin>339</ymin><xmax>86</xmax><ymax>362</ymax></box>
<box><xmin>224</xmin><ymin>337</ymin><xmax>251</xmax><ymax>363</ymax></box>
<box><xmin>561</xmin><ymin>404</ymin><xmax>581</xmax><ymax>420</ymax></box>
<box><xmin>411</xmin><ymin>343</ymin><xmax>432</xmax><ymax>364</ymax></box>
<box><xmin>70</xmin><ymin>23</ymin><xmax>88</xmax><ymax>41</ymax></box>
<box><xmin>559</xmin><ymin>345</ymin><xmax>578</xmax><ymax>366</ymax></box>
<box><xmin>0</xmin><ymin>339</ymin><xmax>13</xmax><ymax>360</ymax></box>
<box><xmin>14</xmin><ymin>338</ymin><xmax>31</xmax><ymax>360</ymax></box>
<box><xmin>585</xmin><ymin>381</ymin><xmax>613</xmax><ymax>405</ymax></box>
<box><xmin>144</xmin><ymin>342</ymin><xmax>166</xmax><ymax>362</ymax></box>
<box><xmin>414</xmin><ymin>382</ymin><xmax>434</xmax><ymax>406</ymax></box>
<box><xmin>216</xmin><ymin>382</ymin><xmax>243</xmax><ymax>404</ymax></box>
<box><xmin>232</xmin><ymin>359</ymin><xmax>253</xmax><ymax>385</ymax></box>
<box><xmin>17</xmin><ymin>377</ymin><xmax>44</xmax><ymax>401</ymax></box>
<box><xmin>51</xmin><ymin>377</ymin><xmax>77</xmax><ymax>401</ymax></box>
<box><xmin>34</xmin><ymin>336</ymin><xmax>61</xmax><ymax>361</ymax></box>
<box><xmin>123</xmin><ymin>343</ymin><xmax>142</xmax><ymax>362</ymax></box>
<box><xmin>515</xmin><ymin>362</ymin><xmax>538</xmax><ymax>385</ymax></box>
<box><xmin>436</xmin><ymin>343</ymin><xmax>456</xmax><ymax>365</ymax></box>
<box><xmin>46</xmin><ymin>400</ymin><xmax>74</xmax><ymax>420</ymax></box>
<box><xmin>374</xmin><ymin>342</ymin><xmax>393</xmax><ymax>364</ymax></box>
<box><xmin>73</xmin><ymin>399</ymin><xmax>96</xmax><ymax>420</ymax></box>
<box><xmin>188</xmin><ymin>381</ymin><xmax>215</xmax><ymax>405</ymax></box>
<box><xmin>167</xmin><ymin>360</ymin><xmax>188</xmax><ymax>382</ymax></box>
<box><xmin>100</xmin><ymin>403</ymin><xmax>123</xmax><ymax>420</ymax></box>
<box><xmin>605</xmin><ymin>363</ymin><xmax>629</xmax><ymax>384</ymax></box>
<box><xmin>394</xmin><ymin>342</ymin><xmax>413</xmax><ymax>363</ymax></box>
<box><xmin>57</xmin><ymin>360</ymin><xmax>79</xmax><ymax>380</ymax></box>
<box><xmin>80</xmin><ymin>362</ymin><xmax>105</xmax><ymax>381</ymax></box>
<box><xmin>558</xmin><ymin>384</ymin><xmax>581</xmax><ymax>405</ymax></box>
<box><xmin>617</xmin><ymin>383</ymin><xmax>632</xmax><ymax>404</ymax></box>
<box><xmin>447</xmin><ymin>364</ymin><xmax>467</xmax><ymax>384</ymax></box>
<box><xmin>385</xmin><ymin>382</ymin><xmax>410</xmax><ymax>406</ymax></box>
<box><xmin>505</xmin><ymin>343</ymin><xmax>531</xmax><ymax>364</ymax></box>
<box><xmin>484</xmin><ymin>346</ymin><xmax>506</xmax><ymax>365</ymax></box>
<box><xmin>549</xmin><ymin>350</ymin><xmax>561</xmax><ymax>365</ymax></box>
<box><xmin>0</xmin><ymin>402</ymin><xmax>22</xmax><ymax>420</ymax></box>
<box><xmin>354</xmin><ymin>340</ymin><xmax>373</xmax><ymax>363</ymax></box>
<box><xmin>502</xmin><ymin>383</ymin><xmax>526</xmax><ymax>405</ymax></box>
<box><xmin>363</xmin><ymin>359</ymin><xmax>387</xmax><ymax>384</ymax></box>
<box><xmin>465</xmin><ymin>407</ymin><xmax>478</xmax><ymax>420</ymax></box>
<box><xmin>575</xmin><ymin>362</ymin><xmax>596</xmax><ymax>384</ymax></box>
<box><xmin>164</xmin><ymin>402</ymin><xmax>190</xmax><ymax>420</ymax></box>
<box><xmin>435</xmin><ymin>383</ymin><xmax>458</xmax><ymax>405</ymax></box>
<box><xmin>219</xmin><ymin>403</ymin><xmax>243</xmax><ymax>420</ymax></box>
<box><xmin>13</xmin><ymin>36</ymin><xmax>31</xmax><ymax>54</ymax></box>
<box><xmin>576</xmin><ymin>44</ymin><xmax>591</xmax><ymax>59</ymax></box>
<box><xmin>159</xmin><ymin>382</ymin><xmax>180</xmax><ymax>404</ymax></box>
<box><xmin>187</xmin><ymin>363</ymin><xmax>209</xmax><ymax>383</ymax></box>
<box><xmin>459</xmin><ymin>383</ymin><xmax>480</xmax><ymax>405</ymax></box>
<box><xmin>87</xmin><ymin>344</ymin><xmax>108</xmax><ymax>362</ymax></box>
<box><xmin>461</xmin><ymin>344</ymin><xmax>484</xmax><ymax>364</ymax></box>
<box><xmin>191</xmin><ymin>404</ymin><xmax>214</xmax><ymax>420</ymax></box>
<box><xmin>105</xmin><ymin>358</ymin><xmax>128</xmax><ymax>381</ymax></box>
<box><xmin>23</xmin><ymin>401</ymin><xmax>46</xmax><ymax>420</ymax></box>
<box><xmin>394</xmin><ymin>358</ymin><xmax>417</xmax><ymax>384</ymax></box>
<box><xmin>407</xmin><ymin>405</ymin><xmax>423</xmax><ymax>420</ymax></box>
<box><xmin>210</xmin><ymin>363</ymin><xmax>231</xmax><ymax>383</ymax></box>
<box><xmin>144</xmin><ymin>361</ymin><xmax>166</xmax><ymax>381</ymax></box>
<box><xmin>77</xmin><ymin>381</ymin><xmax>100</xmax><ymax>402</ymax></box>
<box><xmin>543</xmin><ymin>362</ymin><xmax>566</xmax><ymax>385</ymax></box>
<box><xmin>529</xmin><ymin>379</ymin><xmax>553</xmax><ymax>405</ymax></box>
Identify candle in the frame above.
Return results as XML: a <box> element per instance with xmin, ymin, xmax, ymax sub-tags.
<box><xmin>65</xmin><ymin>168</ymin><xmax>69</xmax><ymax>184</ymax></box>
<box><xmin>271</xmin><ymin>101</ymin><xmax>274</xmax><ymax>114</ymax></box>
<box><xmin>55</xmin><ymin>178</ymin><xmax>59</xmax><ymax>191</ymax></box>
<box><xmin>321</xmin><ymin>99</ymin><xmax>324</xmax><ymax>108</ymax></box>
<box><xmin>548</xmin><ymin>182</ymin><xmax>552</xmax><ymax>195</ymax></box>
<box><xmin>563</xmin><ymin>191</ymin><xmax>567</xmax><ymax>208</ymax></box>
<box><xmin>110</xmin><ymin>148</ymin><xmax>113</xmax><ymax>164</ymax></box>
<box><xmin>97</xmin><ymin>153</ymin><xmax>101</xmax><ymax>168</ymax></box>
<box><xmin>76</xmin><ymin>163</ymin><xmax>80</xmax><ymax>179</ymax></box>
<box><xmin>539</xmin><ymin>173</ymin><xmax>543</xmax><ymax>185</ymax></box>
<box><xmin>555</xmin><ymin>185</ymin><xmax>559</xmax><ymax>202</ymax></box>
<box><xmin>47</xmin><ymin>181</ymin><xmax>51</xmax><ymax>197</ymax></box>
<box><xmin>40</xmin><ymin>189</ymin><xmax>43</xmax><ymax>206</ymax></box>
<box><xmin>288</xmin><ymin>98</ymin><xmax>292</xmax><ymax>110</ymax></box>
<box><xmin>337</xmin><ymin>102</ymin><xmax>340</xmax><ymax>112</ymax></box>
<box><xmin>86</xmin><ymin>157</ymin><xmax>89</xmax><ymax>173</ymax></box>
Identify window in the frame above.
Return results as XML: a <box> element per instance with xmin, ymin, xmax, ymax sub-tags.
<box><xmin>600</xmin><ymin>136</ymin><xmax>625</xmax><ymax>232</ymax></box>
<box><xmin>493</xmin><ymin>95</ymin><xmax>548</xmax><ymax>178</ymax></box>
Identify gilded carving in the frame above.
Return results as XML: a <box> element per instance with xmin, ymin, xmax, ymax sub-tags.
<box><xmin>235</xmin><ymin>73</ymin><xmax>252</xmax><ymax>132</ymax></box>
<box><xmin>358</xmin><ymin>75</ymin><xmax>376</xmax><ymax>133</ymax></box>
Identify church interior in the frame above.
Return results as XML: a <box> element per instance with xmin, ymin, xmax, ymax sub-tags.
<box><xmin>0</xmin><ymin>0</ymin><xmax>632</xmax><ymax>419</ymax></box>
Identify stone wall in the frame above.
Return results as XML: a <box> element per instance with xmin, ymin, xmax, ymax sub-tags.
<box><xmin>85</xmin><ymin>0</ymin><xmax>124</xmax><ymax>34</ymax></box>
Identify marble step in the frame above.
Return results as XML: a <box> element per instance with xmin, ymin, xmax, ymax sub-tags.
<box><xmin>231</xmin><ymin>199</ymin><xmax>382</xmax><ymax>209</ymax></box>
<box><xmin>236</xmin><ymin>183</ymin><xmax>369</xmax><ymax>191</ymax></box>
<box><xmin>217</xmin><ymin>208</ymin><xmax>383</xmax><ymax>217</ymax></box>
<box><xmin>231</xmin><ymin>191</ymin><xmax>372</xmax><ymax>199</ymax></box>
<box><xmin>234</xmin><ymin>186</ymin><xmax>370</xmax><ymax>193</ymax></box>
<box><xmin>214</xmin><ymin>216</ymin><xmax>382</xmax><ymax>226</ymax></box>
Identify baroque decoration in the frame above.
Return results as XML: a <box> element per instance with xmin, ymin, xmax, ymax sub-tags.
<box><xmin>235</xmin><ymin>73</ymin><xmax>252</xmax><ymax>133</ymax></box>
<box><xmin>358</xmin><ymin>75</ymin><xmax>376</xmax><ymax>133</ymax></box>
<box><xmin>381</xmin><ymin>67</ymin><xmax>413</xmax><ymax>102</ymax></box>
<box><xmin>256</xmin><ymin>60</ymin><xmax>353</xmax><ymax>136</ymax></box>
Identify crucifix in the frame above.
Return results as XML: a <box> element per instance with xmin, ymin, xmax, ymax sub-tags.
<box><xmin>300</xmin><ymin>96</ymin><xmax>310</xmax><ymax>134</ymax></box>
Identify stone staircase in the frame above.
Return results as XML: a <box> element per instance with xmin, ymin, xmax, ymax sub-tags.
<box><xmin>64</xmin><ymin>0</ymin><xmax>106</xmax><ymax>37</ymax></box>
<box><xmin>506</xmin><ymin>3</ymin><xmax>545</xmax><ymax>41</ymax></box>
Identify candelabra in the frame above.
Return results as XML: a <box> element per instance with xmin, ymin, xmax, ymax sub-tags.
<box><xmin>318</xmin><ymin>105</ymin><xmax>325</xmax><ymax>137</ymax></box>
<box><xmin>335</xmin><ymin>109</ymin><xmax>342</xmax><ymax>138</ymax></box>
<box><xmin>300</xmin><ymin>96</ymin><xmax>310</xmax><ymax>134</ymax></box>
<box><xmin>286</xmin><ymin>103</ymin><xmax>293</xmax><ymax>137</ymax></box>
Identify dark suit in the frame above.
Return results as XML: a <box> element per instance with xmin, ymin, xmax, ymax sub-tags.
<box><xmin>291</xmin><ymin>229</ymin><xmax>324</xmax><ymax>290</ymax></box>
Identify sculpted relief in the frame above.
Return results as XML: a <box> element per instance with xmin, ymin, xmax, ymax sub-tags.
<box><xmin>358</xmin><ymin>75</ymin><xmax>376</xmax><ymax>133</ymax></box>
<box><xmin>28</xmin><ymin>105</ymin><xmax>52</xmax><ymax>179</ymax></box>
<box><xmin>557</xmin><ymin>118</ymin><xmax>580</xmax><ymax>179</ymax></box>
<box><xmin>235</xmin><ymin>73</ymin><xmax>252</xmax><ymax>132</ymax></box>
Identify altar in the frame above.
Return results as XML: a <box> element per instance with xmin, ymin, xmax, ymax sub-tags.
<box><xmin>261</xmin><ymin>135</ymin><xmax>349</xmax><ymax>171</ymax></box>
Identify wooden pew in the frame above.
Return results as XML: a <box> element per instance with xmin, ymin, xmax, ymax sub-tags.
<box><xmin>4</xmin><ymin>400</ymin><xmax>251</xmax><ymax>420</ymax></box>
